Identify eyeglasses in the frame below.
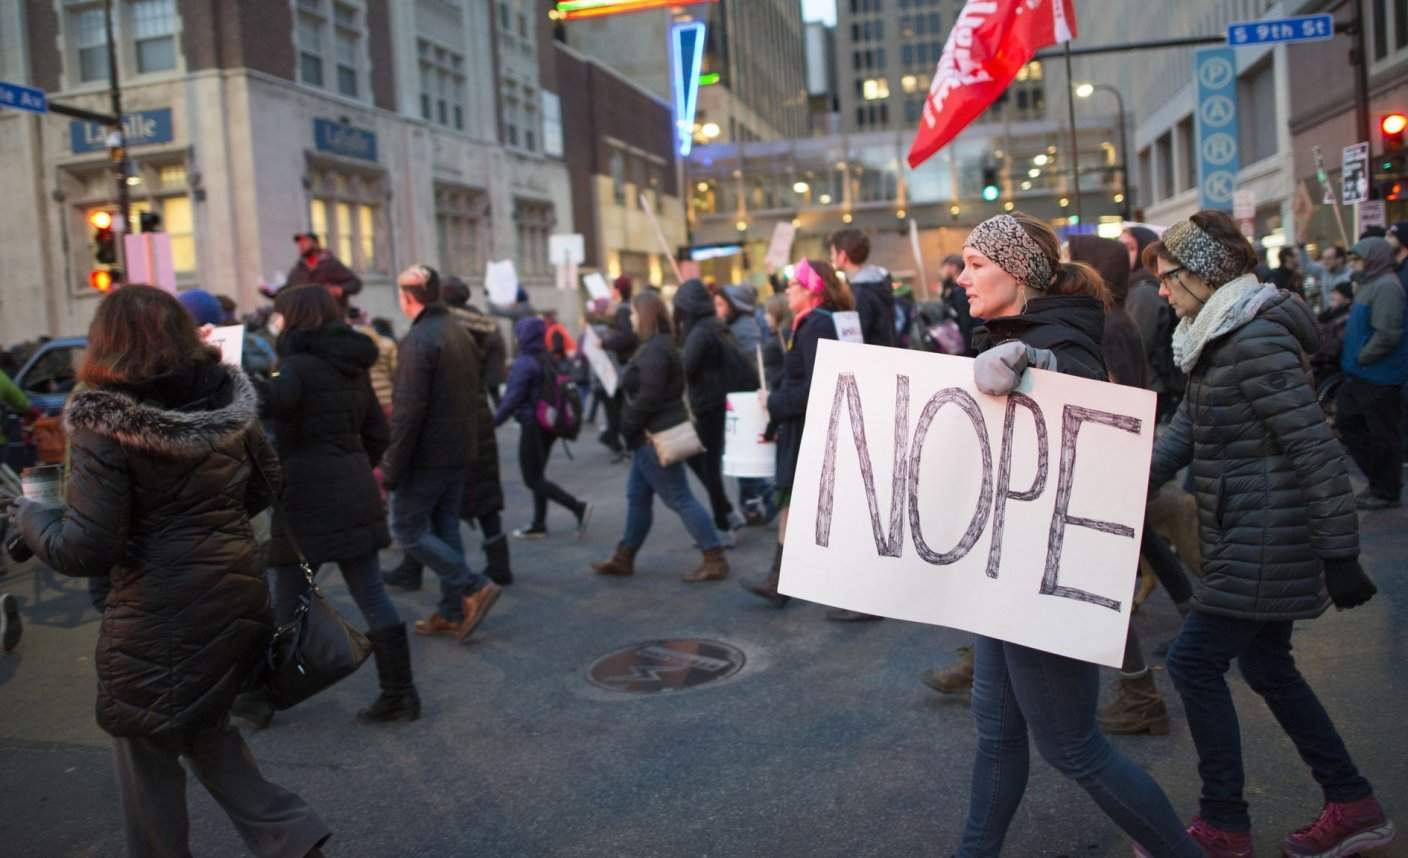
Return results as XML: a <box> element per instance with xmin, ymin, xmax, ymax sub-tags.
<box><xmin>1157</xmin><ymin>266</ymin><xmax>1186</xmax><ymax>287</ymax></box>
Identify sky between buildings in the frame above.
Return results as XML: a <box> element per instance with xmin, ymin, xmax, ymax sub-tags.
<box><xmin>802</xmin><ymin>0</ymin><xmax>836</xmax><ymax>25</ymax></box>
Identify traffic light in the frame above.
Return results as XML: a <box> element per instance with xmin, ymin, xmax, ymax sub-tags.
<box><xmin>138</xmin><ymin>210</ymin><xmax>162</xmax><ymax>232</ymax></box>
<box><xmin>981</xmin><ymin>165</ymin><xmax>1000</xmax><ymax>202</ymax></box>
<box><xmin>88</xmin><ymin>269</ymin><xmax>117</xmax><ymax>292</ymax></box>
<box><xmin>89</xmin><ymin>210</ymin><xmax>117</xmax><ymax>264</ymax></box>
<box><xmin>1382</xmin><ymin>179</ymin><xmax>1406</xmax><ymax>201</ymax></box>
<box><xmin>1380</xmin><ymin>113</ymin><xmax>1407</xmax><ymax>156</ymax></box>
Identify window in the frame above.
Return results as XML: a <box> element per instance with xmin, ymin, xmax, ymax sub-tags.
<box><xmin>498</xmin><ymin>1</ymin><xmax>510</xmax><ymax>29</ymax></box>
<box><xmin>131</xmin><ymin>0</ymin><xmax>176</xmax><ymax>73</ymax></box>
<box><xmin>333</xmin><ymin>2</ymin><xmax>360</xmax><ymax>97</ymax></box>
<box><xmin>514</xmin><ymin>199</ymin><xmax>554</xmax><ymax>278</ymax></box>
<box><xmin>1369</xmin><ymin>0</ymin><xmax>1408</xmax><ymax>65</ymax></box>
<box><xmin>902</xmin><ymin>44</ymin><xmax>913</xmax><ymax>65</ymax></box>
<box><xmin>74</xmin><ymin>7</ymin><xmax>109</xmax><ymax>83</ymax></box>
<box><xmin>862</xmin><ymin>78</ymin><xmax>889</xmax><ymax>100</ymax></box>
<box><xmin>298</xmin><ymin>10</ymin><xmax>325</xmax><ymax>87</ymax></box>
<box><xmin>609</xmin><ymin>148</ymin><xmax>625</xmax><ymax>205</ymax></box>
<box><xmin>542</xmin><ymin>91</ymin><xmax>563</xmax><ymax>157</ymax></box>
<box><xmin>1178</xmin><ymin>116</ymin><xmax>1197</xmax><ymax>193</ymax></box>
<box><xmin>76</xmin><ymin>159</ymin><xmax>195</xmax><ymax>284</ymax></box>
<box><xmin>418</xmin><ymin>40</ymin><xmax>465</xmax><ymax>130</ymax></box>
<box><xmin>307</xmin><ymin>165</ymin><xmax>386</xmax><ymax>274</ymax></box>
<box><xmin>1237</xmin><ymin>59</ymin><xmax>1278</xmax><ymax>165</ymax></box>
<box><xmin>297</xmin><ymin>0</ymin><xmax>362</xmax><ymax>97</ymax></box>
<box><xmin>436</xmin><ymin>186</ymin><xmax>486</xmax><ymax>278</ymax></box>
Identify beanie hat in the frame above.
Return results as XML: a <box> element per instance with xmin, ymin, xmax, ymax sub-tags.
<box><xmin>178</xmin><ymin>289</ymin><xmax>224</xmax><ymax>326</ymax></box>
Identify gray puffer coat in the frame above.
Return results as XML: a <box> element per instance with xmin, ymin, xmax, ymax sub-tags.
<box><xmin>1150</xmin><ymin>288</ymin><xmax>1358</xmax><ymax>621</ymax></box>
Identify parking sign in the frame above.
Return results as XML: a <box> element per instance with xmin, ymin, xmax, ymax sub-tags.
<box><xmin>1195</xmin><ymin>48</ymin><xmax>1241</xmax><ymax>211</ymax></box>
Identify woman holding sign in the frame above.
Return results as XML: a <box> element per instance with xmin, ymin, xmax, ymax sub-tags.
<box><xmin>741</xmin><ymin>259</ymin><xmax>853</xmax><ymax>608</ymax></box>
<box><xmin>955</xmin><ymin>214</ymin><xmax>1201</xmax><ymax>858</ymax></box>
<box><xmin>1145</xmin><ymin>212</ymin><xmax>1393</xmax><ymax>858</ymax></box>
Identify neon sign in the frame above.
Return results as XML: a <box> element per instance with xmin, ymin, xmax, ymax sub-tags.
<box><xmin>672</xmin><ymin>21</ymin><xmax>706</xmax><ymax>157</ymax></box>
<box><xmin>554</xmin><ymin>0</ymin><xmax>717</xmax><ymax>21</ymax></box>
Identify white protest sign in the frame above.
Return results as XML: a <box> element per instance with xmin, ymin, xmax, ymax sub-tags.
<box><xmin>779</xmin><ymin>341</ymin><xmax>1157</xmax><ymax>667</ymax></box>
<box><xmin>831</xmin><ymin>310</ymin><xmax>864</xmax><ymax>343</ymax></box>
<box><xmin>124</xmin><ymin>233</ymin><xmax>176</xmax><ymax>293</ymax></box>
<box><xmin>764</xmin><ymin>222</ymin><xmax>797</xmax><ymax>271</ymax></box>
<box><xmin>485</xmin><ymin>259</ymin><xmax>519</xmax><ymax>306</ymax></box>
<box><xmin>548</xmin><ymin>233</ymin><xmax>585</xmax><ymax>267</ymax></box>
<box><xmin>579</xmin><ymin>325</ymin><xmax>618</xmax><ymax>397</ymax></box>
<box><xmin>1359</xmin><ymin>199</ymin><xmax>1387</xmax><ymax>230</ymax></box>
<box><xmin>207</xmin><ymin>324</ymin><xmax>245</xmax><ymax>368</ymax></box>
<box><xmin>583</xmin><ymin>272</ymin><xmax>613</xmax><ymax>302</ymax></box>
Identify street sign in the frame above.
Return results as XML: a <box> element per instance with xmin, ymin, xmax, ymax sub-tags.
<box><xmin>1342</xmin><ymin>142</ymin><xmax>1370</xmax><ymax>205</ymax></box>
<box><xmin>1195</xmin><ymin>48</ymin><xmax>1240</xmax><ymax>211</ymax></box>
<box><xmin>0</xmin><ymin>80</ymin><xmax>46</xmax><ymax>114</ymax></box>
<box><xmin>1228</xmin><ymin>14</ymin><xmax>1334</xmax><ymax>46</ymax></box>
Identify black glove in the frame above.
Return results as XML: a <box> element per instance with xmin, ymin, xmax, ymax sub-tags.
<box><xmin>1324</xmin><ymin>557</ymin><xmax>1377</xmax><ymax>610</ymax></box>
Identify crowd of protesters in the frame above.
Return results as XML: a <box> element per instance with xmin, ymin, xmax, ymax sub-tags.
<box><xmin>2</xmin><ymin>205</ymin><xmax>1400</xmax><ymax>858</ymax></box>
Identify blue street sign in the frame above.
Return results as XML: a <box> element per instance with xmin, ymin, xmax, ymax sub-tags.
<box><xmin>1195</xmin><ymin>47</ymin><xmax>1241</xmax><ymax>212</ymax></box>
<box><xmin>1228</xmin><ymin>14</ymin><xmax>1333</xmax><ymax>46</ymax></box>
<box><xmin>70</xmin><ymin>108</ymin><xmax>173</xmax><ymax>153</ymax></box>
<box><xmin>313</xmin><ymin>118</ymin><xmax>378</xmax><ymax>162</ymax></box>
<box><xmin>0</xmin><ymin>80</ymin><xmax>47</xmax><ymax>114</ymax></box>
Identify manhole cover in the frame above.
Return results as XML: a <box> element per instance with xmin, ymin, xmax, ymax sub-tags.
<box><xmin>587</xmin><ymin>639</ymin><xmax>746</xmax><ymax>694</ymax></box>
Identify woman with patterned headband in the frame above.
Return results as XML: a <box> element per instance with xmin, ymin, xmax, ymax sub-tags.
<box><xmin>947</xmin><ymin>212</ymin><xmax>1202</xmax><ymax>858</ymax></box>
<box><xmin>741</xmin><ymin>259</ymin><xmax>854</xmax><ymax>607</ymax></box>
<box><xmin>1143</xmin><ymin>210</ymin><xmax>1392</xmax><ymax>858</ymax></box>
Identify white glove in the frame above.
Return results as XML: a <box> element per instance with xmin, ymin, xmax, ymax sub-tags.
<box><xmin>973</xmin><ymin>341</ymin><xmax>1057</xmax><ymax>395</ymax></box>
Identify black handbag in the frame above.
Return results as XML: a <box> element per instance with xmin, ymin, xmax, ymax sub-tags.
<box><xmin>246</xmin><ymin>433</ymin><xmax>372</xmax><ymax>710</ymax></box>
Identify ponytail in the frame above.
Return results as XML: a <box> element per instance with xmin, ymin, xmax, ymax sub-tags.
<box><xmin>1047</xmin><ymin>260</ymin><xmax>1112</xmax><ymax>309</ymax></box>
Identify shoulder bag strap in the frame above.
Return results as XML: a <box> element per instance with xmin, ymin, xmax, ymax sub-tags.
<box><xmin>243</xmin><ymin>431</ymin><xmax>317</xmax><ymax>593</ymax></box>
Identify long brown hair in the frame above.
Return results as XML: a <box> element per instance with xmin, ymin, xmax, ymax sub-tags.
<box><xmin>804</xmin><ymin>259</ymin><xmax>855</xmax><ymax>312</ymax></box>
<box><xmin>1009</xmin><ymin>211</ymin><xmax>1112</xmax><ymax>308</ymax></box>
<box><xmin>274</xmin><ymin>284</ymin><xmax>342</xmax><ymax>333</ymax></box>
<box><xmin>80</xmin><ymin>284</ymin><xmax>218</xmax><ymax>387</ymax></box>
<box><xmin>632</xmin><ymin>291</ymin><xmax>673</xmax><ymax>340</ymax></box>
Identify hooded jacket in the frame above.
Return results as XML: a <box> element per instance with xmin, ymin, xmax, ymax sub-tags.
<box><xmin>1151</xmin><ymin>289</ymin><xmax>1357</xmax><ymax>621</ymax></box>
<box><xmin>1342</xmin><ymin>237</ymin><xmax>1408</xmax><ymax>385</ymax></box>
<box><xmin>974</xmin><ymin>294</ymin><xmax>1108</xmax><ymax>383</ymax></box>
<box><xmin>261</xmin><ymin>323</ymin><xmax>390</xmax><ymax>567</ymax></box>
<box><xmin>17</xmin><ymin>359</ymin><xmax>280</xmax><ymax>738</ymax></box>
<box><xmin>384</xmin><ymin>304</ymin><xmax>480</xmax><ymax>488</ymax></box>
<box><xmin>1070</xmin><ymin>235</ymin><xmax>1148</xmax><ymax>389</ymax></box>
<box><xmin>673</xmin><ymin>279</ymin><xmax>733</xmax><ymax>414</ymax></box>
<box><xmin>495</xmin><ymin>316</ymin><xmax>548</xmax><ymax>426</ymax></box>
<box><xmin>849</xmin><ymin>265</ymin><xmax>898</xmax><ymax>347</ymax></box>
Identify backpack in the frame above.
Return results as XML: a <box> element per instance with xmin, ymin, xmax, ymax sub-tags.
<box><xmin>719</xmin><ymin>329</ymin><xmax>760</xmax><ymax>393</ymax></box>
<box><xmin>534</xmin><ymin>355</ymin><xmax>583</xmax><ymax>440</ymax></box>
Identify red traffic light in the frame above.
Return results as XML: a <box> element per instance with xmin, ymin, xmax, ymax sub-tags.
<box><xmin>89</xmin><ymin>269</ymin><xmax>116</xmax><ymax>292</ymax></box>
<box><xmin>88</xmin><ymin>210</ymin><xmax>113</xmax><ymax>230</ymax></box>
<box><xmin>1382</xmin><ymin>113</ymin><xmax>1408</xmax><ymax>136</ymax></box>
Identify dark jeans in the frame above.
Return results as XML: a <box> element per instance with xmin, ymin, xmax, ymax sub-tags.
<box><xmin>112</xmin><ymin>722</ymin><xmax>329</xmax><ymax>858</ymax></box>
<box><xmin>1337</xmin><ymin>376</ymin><xmax>1403</xmax><ymax>500</ymax></box>
<box><xmin>961</xmin><ymin>636</ymin><xmax>1200</xmax><ymax>858</ymax></box>
<box><xmin>1141</xmin><ymin>511</ymin><xmax>1193</xmax><ymax>605</ymax></box>
<box><xmin>602</xmin><ymin>388</ymin><xmax>625</xmax><ymax>451</ymax></box>
<box><xmin>518</xmin><ymin>421</ymin><xmax>583</xmax><ymax>528</ymax></box>
<box><xmin>390</xmin><ymin>469</ymin><xmax>488</xmax><ymax>621</ymax></box>
<box><xmin>686</xmin><ymin>406</ymin><xmax>735</xmax><ymax>530</ymax></box>
<box><xmin>1166</xmin><ymin>610</ymin><xmax>1372</xmax><ymax>831</ymax></box>
<box><xmin>268</xmin><ymin>550</ymin><xmax>400</xmax><ymax>631</ymax></box>
<box><xmin>623</xmin><ymin>444</ymin><xmax>721</xmax><ymax>552</ymax></box>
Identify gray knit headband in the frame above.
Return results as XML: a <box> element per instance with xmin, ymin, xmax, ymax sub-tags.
<box><xmin>1162</xmin><ymin>220</ymin><xmax>1243</xmax><ymax>288</ymax></box>
<box><xmin>965</xmin><ymin>214</ymin><xmax>1054</xmax><ymax>293</ymax></box>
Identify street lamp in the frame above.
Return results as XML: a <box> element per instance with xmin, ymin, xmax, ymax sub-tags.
<box><xmin>1076</xmin><ymin>82</ymin><xmax>1132</xmax><ymax>222</ymax></box>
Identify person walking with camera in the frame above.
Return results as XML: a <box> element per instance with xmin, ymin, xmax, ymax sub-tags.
<box><xmin>591</xmin><ymin>292</ymin><xmax>727</xmax><ymax>581</ymax></box>
<box><xmin>10</xmin><ymin>284</ymin><xmax>330</xmax><ymax>858</ymax></box>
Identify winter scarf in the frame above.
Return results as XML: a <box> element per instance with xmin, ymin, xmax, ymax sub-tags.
<box><xmin>1171</xmin><ymin>273</ymin><xmax>1278</xmax><ymax>372</ymax></box>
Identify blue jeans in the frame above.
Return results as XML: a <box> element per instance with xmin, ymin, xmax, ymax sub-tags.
<box><xmin>623</xmin><ymin>445</ymin><xmax>721</xmax><ymax>552</ymax></box>
<box><xmin>1166</xmin><ymin>609</ymin><xmax>1371</xmax><ymax>832</ymax></box>
<box><xmin>268</xmin><ymin>550</ymin><xmax>401</xmax><ymax>632</ymax></box>
<box><xmin>960</xmin><ymin>636</ymin><xmax>1201</xmax><ymax>858</ymax></box>
<box><xmin>390</xmin><ymin>469</ymin><xmax>488</xmax><ymax>621</ymax></box>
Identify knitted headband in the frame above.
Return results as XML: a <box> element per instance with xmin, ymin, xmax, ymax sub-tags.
<box><xmin>794</xmin><ymin>258</ymin><xmax>826</xmax><ymax>295</ymax></box>
<box><xmin>1161</xmin><ymin>220</ymin><xmax>1244</xmax><ymax>287</ymax></box>
<box><xmin>965</xmin><ymin>214</ymin><xmax>1053</xmax><ymax>293</ymax></box>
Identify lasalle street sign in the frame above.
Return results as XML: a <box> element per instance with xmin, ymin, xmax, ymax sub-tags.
<box><xmin>313</xmin><ymin>118</ymin><xmax>378</xmax><ymax>162</ymax></box>
<box><xmin>70</xmin><ymin>108</ymin><xmax>173</xmax><ymax>154</ymax></box>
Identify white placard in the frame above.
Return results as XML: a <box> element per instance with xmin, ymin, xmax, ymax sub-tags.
<box><xmin>1342</xmin><ymin>142</ymin><xmax>1370</xmax><ymax>205</ymax></box>
<box><xmin>549</xmin><ymin>233</ymin><xmax>586</xmax><ymax>267</ymax></box>
<box><xmin>485</xmin><ymin>259</ymin><xmax>519</xmax><ymax>307</ymax></box>
<box><xmin>779</xmin><ymin>341</ymin><xmax>1157</xmax><ymax>667</ymax></box>
<box><xmin>583</xmin><ymin>272</ymin><xmax>613</xmax><ymax>302</ymax></box>
<box><xmin>579</xmin><ymin>325</ymin><xmax>618</xmax><ymax>397</ymax></box>
<box><xmin>831</xmin><ymin>310</ymin><xmax>864</xmax><ymax>343</ymax></box>
<box><xmin>1360</xmin><ymin>199</ymin><xmax>1387</xmax><ymax>230</ymax></box>
<box><xmin>207</xmin><ymin>324</ymin><xmax>245</xmax><ymax>368</ymax></box>
<box><xmin>123</xmin><ymin>233</ymin><xmax>176</xmax><ymax>293</ymax></box>
<box><xmin>764</xmin><ymin>222</ymin><xmax>797</xmax><ymax>271</ymax></box>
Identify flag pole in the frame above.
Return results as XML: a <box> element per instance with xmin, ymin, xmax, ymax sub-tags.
<box><xmin>1064</xmin><ymin>40</ymin><xmax>1084</xmax><ymax>225</ymax></box>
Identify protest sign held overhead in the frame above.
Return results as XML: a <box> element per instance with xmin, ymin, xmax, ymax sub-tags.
<box><xmin>779</xmin><ymin>341</ymin><xmax>1156</xmax><ymax>667</ymax></box>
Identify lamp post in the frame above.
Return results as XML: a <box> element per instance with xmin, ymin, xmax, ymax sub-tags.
<box><xmin>1076</xmin><ymin>82</ymin><xmax>1131</xmax><ymax>222</ymax></box>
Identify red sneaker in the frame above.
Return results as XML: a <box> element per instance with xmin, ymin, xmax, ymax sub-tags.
<box><xmin>1186</xmin><ymin>817</ymin><xmax>1254</xmax><ymax>857</ymax></box>
<box><xmin>1282</xmin><ymin>797</ymin><xmax>1395</xmax><ymax>857</ymax></box>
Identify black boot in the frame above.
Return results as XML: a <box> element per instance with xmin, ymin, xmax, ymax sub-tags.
<box><xmin>230</xmin><ymin>688</ymin><xmax>275</xmax><ymax>730</ymax></box>
<box><xmin>383</xmin><ymin>555</ymin><xmax>423</xmax><ymax>591</ymax></box>
<box><xmin>357</xmin><ymin>623</ymin><xmax>421</xmax><ymax>723</ymax></box>
<box><xmin>483</xmin><ymin>533</ymin><xmax>512</xmax><ymax>586</ymax></box>
<box><xmin>741</xmin><ymin>544</ymin><xmax>790</xmax><ymax>607</ymax></box>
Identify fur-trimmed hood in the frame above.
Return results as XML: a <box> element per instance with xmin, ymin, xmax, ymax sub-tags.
<box><xmin>63</xmin><ymin>362</ymin><xmax>259</xmax><ymax>458</ymax></box>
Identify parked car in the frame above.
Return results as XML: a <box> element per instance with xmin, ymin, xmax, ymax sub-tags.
<box><xmin>15</xmin><ymin>337</ymin><xmax>86</xmax><ymax>415</ymax></box>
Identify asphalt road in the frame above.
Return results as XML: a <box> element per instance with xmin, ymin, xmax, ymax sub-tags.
<box><xmin>1</xmin><ymin>423</ymin><xmax>1404</xmax><ymax>857</ymax></box>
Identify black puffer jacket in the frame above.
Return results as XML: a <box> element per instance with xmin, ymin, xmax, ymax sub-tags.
<box><xmin>261</xmin><ymin>323</ymin><xmax>389</xmax><ymax>567</ymax></box>
<box><xmin>17</xmin><ymin>359</ymin><xmax>279</xmax><ymax>738</ymax></box>
<box><xmin>458</xmin><ymin>331</ymin><xmax>505</xmax><ymax>520</ymax></box>
<box><xmin>620</xmin><ymin>332</ymin><xmax>689</xmax><ymax>451</ymax></box>
<box><xmin>974</xmin><ymin>295</ymin><xmax>1108</xmax><ymax>382</ymax></box>
<box><xmin>769</xmin><ymin>307</ymin><xmax>840</xmax><ymax>490</ymax></box>
<box><xmin>673</xmin><ymin>279</ymin><xmax>731</xmax><ymax>414</ymax></box>
<box><xmin>1150</xmin><ymin>287</ymin><xmax>1357</xmax><ymax>621</ymax></box>
<box><xmin>384</xmin><ymin>304</ymin><xmax>480</xmax><ymax>488</ymax></box>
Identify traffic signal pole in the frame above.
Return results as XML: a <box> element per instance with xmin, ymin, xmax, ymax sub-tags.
<box><xmin>103</xmin><ymin>0</ymin><xmax>130</xmax><ymax>281</ymax></box>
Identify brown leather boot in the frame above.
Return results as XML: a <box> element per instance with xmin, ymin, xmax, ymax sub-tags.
<box><xmin>741</xmin><ymin>544</ymin><xmax>789</xmax><ymax>606</ymax></box>
<box><xmin>591</xmin><ymin>543</ymin><xmax>636</xmax><ymax>577</ymax></box>
<box><xmin>920</xmin><ymin>645</ymin><xmax>974</xmax><ymax>695</ymax></box>
<box><xmin>1098</xmin><ymin>671</ymin><xmax>1170</xmax><ymax>735</ymax></box>
<box><xmin>683</xmin><ymin>547</ymin><xmax>729</xmax><ymax>582</ymax></box>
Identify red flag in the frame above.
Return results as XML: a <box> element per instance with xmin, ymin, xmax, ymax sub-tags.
<box><xmin>908</xmin><ymin>0</ymin><xmax>1077</xmax><ymax>168</ymax></box>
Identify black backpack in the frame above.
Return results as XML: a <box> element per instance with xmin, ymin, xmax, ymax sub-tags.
<box><xmin>719</xmin><ymin>329</ymin><xmax>760</xmax><ymax>393</ymax></box>
<box><xmin>533</xmin><ymin>355</ymin><xmax>583</xmax><ymax>440</ymax></box>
